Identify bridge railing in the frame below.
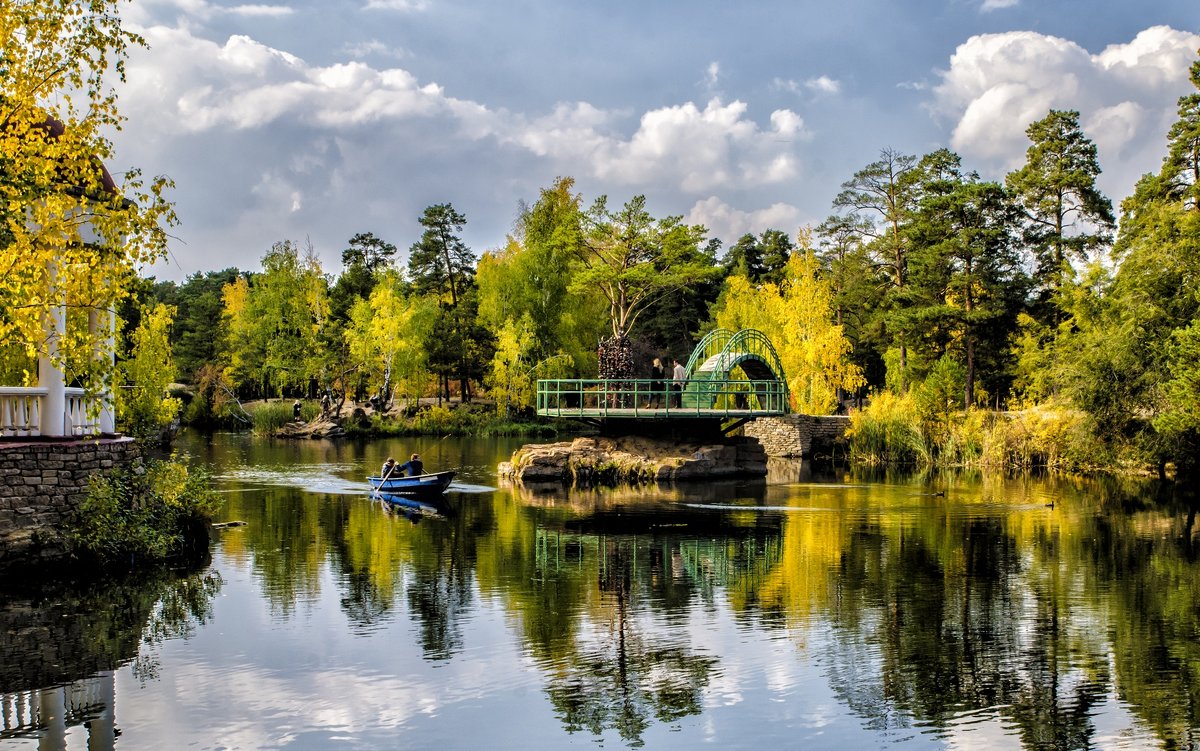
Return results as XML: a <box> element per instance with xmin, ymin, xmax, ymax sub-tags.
<box><xmin>536</xmin><ymin>378</ymin><xmax>789</xmax><ymax>418</ymax></box>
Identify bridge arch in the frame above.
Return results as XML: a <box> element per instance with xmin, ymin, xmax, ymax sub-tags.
<box><xmin>682</xmin><ymin>328</ymin><xmax>789</xmax><ymax>411</ymax></box>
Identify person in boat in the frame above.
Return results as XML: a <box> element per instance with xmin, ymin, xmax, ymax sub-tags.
<box><xmin>381</xmin><ymin>457</ymin><xmax>397</xmax><ymax>478</ymax></box>
<box><xmin>399</xmin><ymin>453</ymin><xmax>424</xmax><ymax>477</ymax></box>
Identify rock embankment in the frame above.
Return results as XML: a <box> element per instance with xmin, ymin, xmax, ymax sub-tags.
<box><xmin>275</xmin><ymin>418</ymin><xmax>346</xmax><ymax>438</ymax></box>
<box><xmin>499</xmin><ymin>436</ymin><xmax>767</xmax><ymax>486</ymax></box>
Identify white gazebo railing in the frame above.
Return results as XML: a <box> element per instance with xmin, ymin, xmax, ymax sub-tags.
<box><xmin>0</xmin><ymin>387</ymin><xmax>102</xmax><ymax>438</ymax></box>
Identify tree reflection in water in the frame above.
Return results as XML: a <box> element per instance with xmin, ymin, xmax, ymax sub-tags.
<box><xmin>543</xmin><ymin>537</ymin><xmax>716</xmax><ymax>747</ymax></box>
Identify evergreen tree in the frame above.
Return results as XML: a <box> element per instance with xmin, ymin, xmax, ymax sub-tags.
<box><xmin>408</xmin><ymin>204</ymin><xmax>475</xmax><ymax>306</ymax></box>
<box><xmin>830</xmin><ymin>148</ymin><xmax>920</xmax><ymax>383</ymax></box>
<box><xmin>1005</xmin><ymin>110</ymin><xmax>1114</xmax><ymax>322</ymax></box>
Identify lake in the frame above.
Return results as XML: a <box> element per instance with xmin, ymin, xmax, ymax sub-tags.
<box><xmin>2</xmin><ymin>430</ymin><xmax>1198</xmax><ymax>750</ymax></box>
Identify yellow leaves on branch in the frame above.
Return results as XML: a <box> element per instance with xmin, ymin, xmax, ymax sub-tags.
<box><xmin>1</xmin><ymin>0</ymin><xmax>176</xmax><ymax>392</ymax></box>
<box><xmin>714</xmin><ymin>234</ymin><xmax>864</xmax><ymax>414</ymax></box>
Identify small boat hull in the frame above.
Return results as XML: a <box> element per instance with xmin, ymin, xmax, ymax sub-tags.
<box><xmin>367</xmin><ymin>469</ymin><xmax>455</xmax><ymax>495</ymax></box>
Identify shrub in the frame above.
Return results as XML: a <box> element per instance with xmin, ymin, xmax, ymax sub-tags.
<box><xmin>70</xmin><ymin>457</ymin><xmax>222</xmax><ymax>566</ymax></box>
<box><xmin>847</xmin><ymin>391</ymin><xmax>930</xmax><ymax>465</ymax></box>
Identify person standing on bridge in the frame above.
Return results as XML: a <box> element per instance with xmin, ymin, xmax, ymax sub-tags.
<box><xmin>671</xmin><ymin>358</ymin><xmax>686</xmax><ymax>408</ymax></box>
<box><xmin>648</xmin><ymin>357</ymin><xmax>665</xmax><ymax>408</ymax></box>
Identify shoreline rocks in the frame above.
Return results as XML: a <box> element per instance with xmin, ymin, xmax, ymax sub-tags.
<box><xmin>498</xmin><ymin>436</ymin><xmax>767</xmax><ymax>486</ymax></box>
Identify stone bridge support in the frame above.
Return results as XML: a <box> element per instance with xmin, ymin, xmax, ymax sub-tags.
<box><xmin>743</xmin><ymin>415</ymin><xmax>851</xmax><ymax>458</ymax></box>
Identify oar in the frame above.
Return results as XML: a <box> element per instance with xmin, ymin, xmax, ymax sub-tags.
<box><xmin>374</xmin><ymin>463</ymin><xmax>398</xmax><ymax>499</ymax></box>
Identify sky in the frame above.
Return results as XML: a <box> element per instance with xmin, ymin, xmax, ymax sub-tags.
<box><xmin>110</xmin><ymin>0</ymin><xmax>1200</xmax><ymax>282</ymax></box>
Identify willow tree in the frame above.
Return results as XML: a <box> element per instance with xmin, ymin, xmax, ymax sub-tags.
<box><xmin>0</xmin><ymin>0</ymin><xmax>176</xmax><ymax>390</ymax></box>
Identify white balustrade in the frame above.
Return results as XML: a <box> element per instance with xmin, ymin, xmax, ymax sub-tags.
<box><xmin>0</xmin><ymin>387</ymin><xmax>103</xmax><ymax>438</ymax></box>
<box><xmin>0</xmin><ymin>387</ymin><xmax>46</xmax><ymax>437</ymax></box>
<box><xmin>64</xmin><ymin>387</ymin><xmax>99</xmax><ymax>436</ymax></box>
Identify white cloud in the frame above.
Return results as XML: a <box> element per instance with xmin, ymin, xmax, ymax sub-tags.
<box><xmin>805</xmin><ymin>76</ymin><xmax>841</xmax><ymax>94</ymax></box>
<box><xmin>980</xmin><ymin>0</ymin><xmax>1019</xmax><ymax>11</ymax></box>
<box><xmin>341</xmin><ymin>39</ymin><xmax>408</xmax><ymax>60</ymax></box>
<box><xmin>363</xmin><ymin>0</ymin><xmax>428</xmax><ymax>10</ymax></box>
<box><xmin>124</xmin><ymin>25</ymin><xmax>803</xmax><ymax>194</ymax></box>
<box><xmin>228</xmin><ymin>4</ymin><xmax>294</xmax><ymax>17</ymax></box>
<box><xmin>704</xmin><ymin>61</ymin><xmax>721</xmax><ymax>91</ymax></box>
<box><xmin>771</xmin><ymin>76</ymin><xmax>841</xmax><ymax>97</ymax></box>
<box><xmin>685</xmin><ymin>197</ymin><xmax>804</xmax><ymax>245</ymax></box>
<box><xmin>930</xmin><ymin>26</ymin><xmax>1200</xmax><ymax>194</ymax></box>
<box><xmin>128</xmin><ymin>0</ymin><xmax>293</xmax><ymax>21</ymax></box>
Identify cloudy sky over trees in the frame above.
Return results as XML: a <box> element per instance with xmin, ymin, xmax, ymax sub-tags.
<box><xmin>113</xmin><ymin>0</ymin><xmax>1199</xmax><ymax>279</ymax></box>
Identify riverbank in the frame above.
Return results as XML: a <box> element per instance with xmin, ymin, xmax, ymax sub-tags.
<box><xmin>239</xmin><ymin>399</ymin><xmax>562</xmax><ymax>439</ymax></box>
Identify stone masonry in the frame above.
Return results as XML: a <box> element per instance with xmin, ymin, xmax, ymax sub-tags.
<box><xmin>0</xmin><ymin>438</ymin><xmax>140</xmax><ymax>567</ymax></box>
<box><xmin>742</xmin><ymin>415</ymin><xmax>851</xmax><ymax>458</ymax></box>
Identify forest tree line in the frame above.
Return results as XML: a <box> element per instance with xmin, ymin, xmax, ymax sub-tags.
<box><xmin>126</xmin><ymin>53</ymin><xmax>1200</xmax><ymax>472</ymax></box>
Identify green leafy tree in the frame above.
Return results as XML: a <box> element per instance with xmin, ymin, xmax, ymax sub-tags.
<box><xmin>331</xmin><ymin>232</ymin><xmax>397</xmax><ymax>324</ymax></box>
<box><xmin>576</xmin><ymin>194</ymin><xmax>718</xmax><ymax>340</ymax></box>
<box><xmin>476</xmin><ymin>177</ymin><xmax>606</xmax><ymax>374</ymax></box>
<box><xmin>722</xmin><ymin>233</ymin><xmax>765</xmax><ymax>280</ymax></box>
<box><xmin>117</xmin><ymin>302</ymin><xmax>182</xmax><ymax>440</ymax></box>
<box><xmin>1161</xmin><ymin>55</ymin><xmax>1200</xmax><ymax>211</ymax></box>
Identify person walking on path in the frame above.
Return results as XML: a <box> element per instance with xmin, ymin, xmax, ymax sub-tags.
<box><xmin>671</xmin><ymin>359</ymin><xmax>686</xmax><ymax>408</ymax></box>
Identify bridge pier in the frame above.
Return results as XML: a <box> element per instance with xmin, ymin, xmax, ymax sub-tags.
<box><xmin>743</xmin><ymin>415</ymin><xmax>851</xmax><ymax>458</ymax></box>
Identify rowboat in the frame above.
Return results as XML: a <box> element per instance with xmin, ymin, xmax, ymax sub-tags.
<box><xmin>367</xmin><ymin>469</ymin><xmax>456</xmax><ymax>496</ymax></box>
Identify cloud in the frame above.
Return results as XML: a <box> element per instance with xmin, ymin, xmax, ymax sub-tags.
<box><xmin>123</xmin><ymin>26</ymin><xmax>803</xmax><ymax>194</ymax></box>
<box><xmin>128</xmin><ymin>0</ymin><xmax>293</xmax><ymax>21</ymax></box>
<box><xmin>341</xmin><ymin>39</ymin><xmax>408</xmax><ymax>60</ymax></box>
<box><xmin>363</xmin><ymin>0</ymin><xmax>428</xmax><ymax>10</ymax></box>
<box><xmin>979</xmin><ymin>0</ymin><xmax>1019</xmax><ymax>11</ymax></box>
<box><xmin>685</xmin><ymin>197</ymin><xmax>804</xmax><ymax>246</ymax></box>
<box><xmin>930</xmin><ymin>26</ymin><xmax>1200</xmax><ymax>193</ymax></box>
<box><xmin>805</xmin><ymin>76</ymin><xmax>841</xmax><ymax>95</ymax></box>
<box><xmin>771</xmin><ymin>76</ymin><xmax>842</xmax><ymax>97</ymax></box>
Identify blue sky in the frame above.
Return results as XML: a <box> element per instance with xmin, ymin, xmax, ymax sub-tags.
<box><xmin>114</xmin><ymin>0</ymin><xmax>1200</xmax><ymax>281</ymax></box>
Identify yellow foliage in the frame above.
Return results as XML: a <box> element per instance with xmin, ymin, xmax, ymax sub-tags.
<box><xmin>713</xmin><ymin>234</ymin><xmax>864</xmax><ymax>414</ymax></box>
<box><xmin>0</xmin><ymin>1</ymin><xmax>176</xmax><ymax>396</ymax></box>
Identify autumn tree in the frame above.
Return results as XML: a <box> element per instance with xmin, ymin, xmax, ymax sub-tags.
<box><xmin>220</xmin><ymin>241</ymin><xmax>330</xmax><ymax>397</ymax></box>
<box><xmin>0</xmin><ymin>0</ymin><xmax>175</xmax><ymax>394</ymax></box>
<box><xmin>117</xmin><ymin>302</ymin><xmax>182</xmax><ymax>440</ymax></box>
<box><xmin>711</xmin><ymin>230</ymin><xmax>864</xmax><ymax>414</ymax></box>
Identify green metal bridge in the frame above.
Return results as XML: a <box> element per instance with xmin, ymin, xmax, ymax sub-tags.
<box><xmin>536</xmin><ymin>328</ymin><xmax>790</xmax><ymax>421</ymax></box>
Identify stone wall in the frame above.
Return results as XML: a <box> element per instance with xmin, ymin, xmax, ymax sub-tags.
<box><xmin>0</xmin><ymin>438</ymin><xmax>139</xmax><ymax>567</ymax></box>
<box><xmin>743</xmin><ymin>415</ymin><xmax>851</xmax><ymax>458</ymax></box>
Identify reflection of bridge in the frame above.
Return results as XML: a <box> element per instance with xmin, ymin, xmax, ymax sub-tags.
<box><xmin>536</xmin><ymin>329</ymin><xmax>790</xmax><ymax>425</ymax></box>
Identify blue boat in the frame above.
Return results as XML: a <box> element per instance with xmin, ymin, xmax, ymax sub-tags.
<box><xmin>367</xmin><ymin>469</ymin><xmax>456</xmax><ymax>496</ymax></box>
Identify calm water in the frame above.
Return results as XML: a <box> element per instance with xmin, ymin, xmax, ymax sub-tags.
<box><xmin>2</xmin><ymin>431</ymin><xmax>1200</xmax><ymax>750</ymax></box>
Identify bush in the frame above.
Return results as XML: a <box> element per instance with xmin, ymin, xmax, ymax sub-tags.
<box><xmin>847</xmin><ymin>391</ymin><xmax>930</xmax><ymax>465</ymax></box>
<box><xmin>70</xmin><ymin>457</ymin><xmax>222</xmax><ymax>566</ymax></box>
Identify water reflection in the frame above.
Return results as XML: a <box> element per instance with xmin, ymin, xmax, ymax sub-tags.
<box><xmin>0</xmin><ymin>567</ymin><xmax>221</xmax><ymax>749</ymax></box>
<box><xmin>3</xmin><ymin>432</ymin><xmax>1200</xmax><ymax>749</ymax></box>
